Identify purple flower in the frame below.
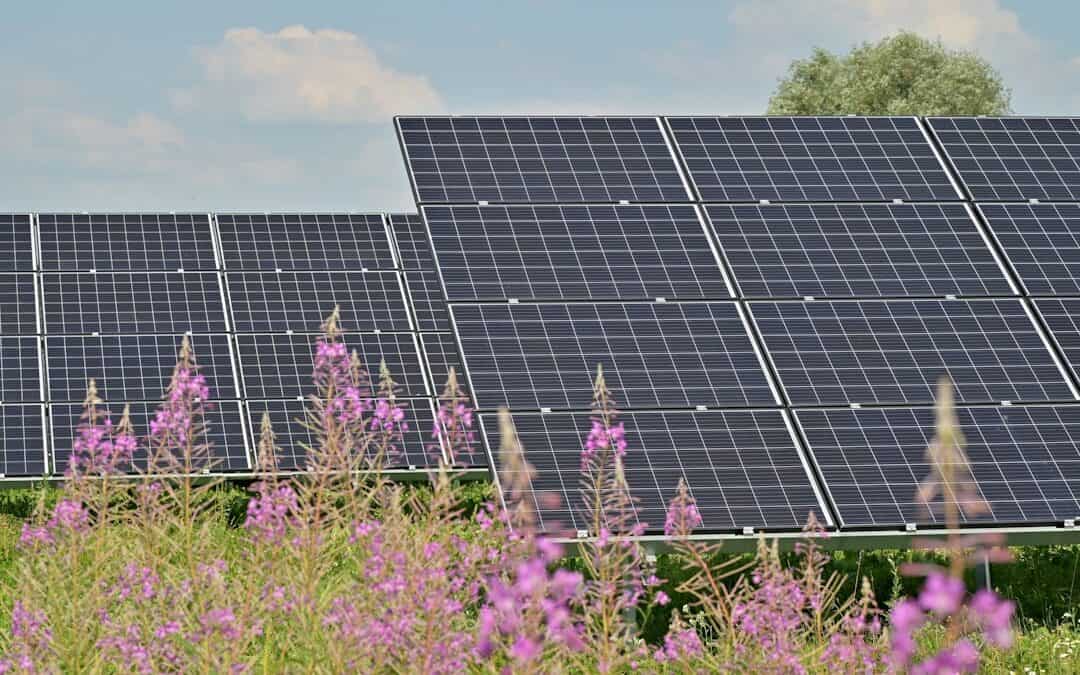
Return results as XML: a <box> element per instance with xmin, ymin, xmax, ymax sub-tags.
<box><xmin>969</xmin><ymin>589</ymin><xmax>1014</xmax><ymax>648</ymax></box>
<box><xmin>912</xmin><ymin>638</ymin><xmax>979</xmax><ymax>674</ymax></box>
<box><xmin>919</xmin><ymin>572</ymin><xmax>965</xmax><ymax>616</ymax></box>
<box><xmin>244</xmin><ymin>483</ymin><xmax>299</xmax><ymax>544</ymax></box>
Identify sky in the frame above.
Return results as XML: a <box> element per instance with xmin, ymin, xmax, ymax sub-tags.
<box><xmin>4</xmin><ymin>0</ymin><xmax>1080</xmax><ymax>213</ymax></box>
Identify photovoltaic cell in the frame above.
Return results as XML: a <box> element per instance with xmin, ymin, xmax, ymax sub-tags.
<box><xmin>0</xmin><ymin>405</ymin><xmax>46</xmax><ymax>476</ymax></box>
<box><xmin>929</xmin><ymin>117</ymin><xmax>1080</xmax><ymax>201</ymax></box>
<box><xmin>226</xmin><ymin>271</ymin><xmax>411</xmax><ymax>334</ymax></box>
<box><xmin>979</xmin><ymin>203</ymin><xmax>1080</xmax><ymax>295</ymax></box>
<box><xmin>0</xmin><ymin>275</ymin><xmax>38</xmax><ymax>335</ymax></box>
<box><xmin>403</xmin><ymin>270</ymin><xmax>450</xmax><ymax>332</ymax></box>
<box><xmin>388</xmin><ymin>213</ymin><xmax>434</xmax><ymax>270</ymax></box>
<box><xmin>1034</xmin><ymin>298</ymin><xmax>1080</xmax><ymax>382</ymax></box>
<box><xmin>50</xmin><ymin>401</ymin><xmax>250</xmax><ymax>474</ymax></box>
<box><xmin>45</xmin><ymin>334</ymin><xmax>237</xmax><ymax>403</ymax></box>
<box><xmin>423</xmin><ymin>204</ymin><xmax>730</xmax><ymax>301</ymax></box>
<box><xmin>452</xmin><ymin>301</ymin><xmax>776</xmax><ymax>410</ymax></box>
<box><xmin>38</xmin><ymin>213</ymin><xmax>217</xmax><ymax>272</ymax></box>
<box><xmin>42</xmin><ymin>272</ymin><xmax>227</xmax><ymax>335</ymax></box>
<box><xmin>420</xmin><ymin>332</ymin><xmax>464</xmax><ymax>396</ymax></box>
<box><xmin>216</xmin><ymin>213</ymin><xmax>394</xmax><ymax>271</ymax></box>
<box><xmin>668</xmin><ymin>116</ymin><xmax>959</xmax><ymax>202</ymax></box>
<box><xmin>705</xmin><ymin>203</ymin><xmax>1014</xmax><ymax>298</ymax></box>
<box><xmin>484</xmin><ymin>409</ymin><xmax>827</xmax><ymax>533</ymax></box>
<box><xmin>246</xmin><ymin>398</ymin><xmax>440</xmax><ymax>470</ymax></box>
<box><xmin>0</xmin><ymin>214</ymin><xmax>34</xmax><ymax>272</ymax></box>
<box><xmin>396</xmin><ymin>116</ymin><xmax>690</xmax><ymax>204</ymax></box>
<box><xmin>796</xmin><ymin>405</ymin><xmax>1080</xmax><ymax>527</ymax></box>
<box><xmin>0</xmin><ymin>337</ymin><xmax>41</xmax><ymax>403</ymax></box>
<box><xmin>750</xmin><ymin>299</ymin><xmax>1075</xmax><ymax>407</ymax></box>
<box><xmin>235</xmin><ymin>333</ymin><xmax>428</xmax><ymax>400</ymax></box>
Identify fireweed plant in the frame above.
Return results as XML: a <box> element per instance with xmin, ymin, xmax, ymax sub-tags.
<box><xmin>0</xmin><ymin>307</ymin><xmax>1022</xmax><ymax>672</ymax></box>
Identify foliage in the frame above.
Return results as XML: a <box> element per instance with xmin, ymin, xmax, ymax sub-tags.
<box><xmin>766</xmin><ymin>31</ymin><xmax>1011</xmax><ymax>116</ymax></box>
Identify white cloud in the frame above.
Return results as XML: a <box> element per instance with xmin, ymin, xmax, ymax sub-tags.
<box><xmin>179</xmin><ymin>25</ymin><xmax>443</xmax><ymax>123</ymax></box>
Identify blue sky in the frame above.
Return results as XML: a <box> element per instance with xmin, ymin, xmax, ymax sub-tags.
<box><xmin>4</xmin><ymin>0</ymin><xmax>1079</xmax><ymax>212</ymax></box>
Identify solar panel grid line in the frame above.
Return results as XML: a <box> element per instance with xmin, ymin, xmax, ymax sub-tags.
<box><xmin>419</xmin><ymin>332</ymin><xmax>465</xmax><ymax>398</ymax></box>
<box><xmin>0</xmin><ymin>337</ymin><xmax>44</xmax><ymax>404</ymax></box>
<box><xmin>48</xmin><ymin>400</ymin><xmax>252</xmax><ymax>475</ymax></box>
<box><xmin>421</xmin><ymin>203</ymin><xmax>735</xmax><ymax>302</ymax></box>
<box><xmin>794</xmin><ymin>403</ymin><xmax>1080</xmax><ymax>528</ymax></box>
<box><xmin>0</xmin><ymin>404</ymin><xmax>47</xmax><ymax>477</ymax></box>
<box><xmin>36</xmin><ymin>214</ymin><xmax>218</xmax><ymax>272</ymax></box>
<box><xmin>747</xmin><ymin>298</ymin><xmax>1079</xmax><ymax>407</ymax></box>
<box><xmin>43</xmin><ymin>334</ymin><xmax>239</xmax><ymax>404</ymax></box>
<box><xmin>387</xmin><ymin>214</ymin><xmax>433</xmax><ymax>271</ymax></box>
<box><xmin>665</xmin><ymin>116</ymin><xmax>962</xmax><ymax>203</ymax></box>
<box><xmin>214</xmin><ymin>213</ymin><xmax>395</xmax><ymax>271</ymax></box>
<box><xmin>703</xmin><ymin>202</ymin><xmax>1019</xmax><ymax>300</ymax></box>
<box><xmin>0</xmin><ymin>214</ymin><xmax>35</xmax><ymax>272</ymax></box>
<box><xmin>396</xmin><ymin>116</ymin><xmax>693</xmax><ymax>204</ymax></box>
<box><xmin>0</xmin><ymin>274</ymin><xmax>40</xmax><ymax>335</ymax></box>
<box><xmin>223</xmin><ymin>271</ymin><xmax>414</xmax><ymax>334</ymax></box>
<box><xmin>1020</xmin><ymin>299</ymin><xmax>1080</xmax><ymax>400</ymax></box>
<box><xmin>915</xmin><ymin>116</ymin><xmax>968</xmax><ymax>200</ymax></box>
<box><xmin>245</xmin><ymin>397</ymin><xmax>443</xmax><ymax>471</ymax></box>
<box><xmin>928</xmin><ymin>117</ymin><xmax>1080</xmax><ymax>202</ymax></box>
<box><xmin>402</xmin><ymin>270</ymin><xmax>452</xmax><ymax>332</ymax></box>
<box><xmin>976</xmin><ymin>203</ymin><xmax>1080</xmax><ymax>296</ymax></box>
<box><xmin>1032</xmin><ymin>298</ymin><xmax>1080</xmax><ymax>394</ymax></box>
<box><xmin>481</xmin><ymin>408</ymin><xmax>833</xmax><ymax>534</ymax></box>
<box><xmin>449</xmin><ymin>300</ymin><xmax>780</xmax><ymax>411</ymax></box>
<box><xmin>41</xmin><ymin>272</ymin><xmax>229</xmax><ymax>336</ymax></box>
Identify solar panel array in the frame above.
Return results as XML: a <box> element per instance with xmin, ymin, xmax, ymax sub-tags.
<box><xmin>397</xmin><ymin>115</ymin><xmax>1080</xmax><ymax>535</ymax></box>
<box><xmin>0</xmin><ymin>212</ymin><xmax>459</xmax><ymax>478</ymax></box>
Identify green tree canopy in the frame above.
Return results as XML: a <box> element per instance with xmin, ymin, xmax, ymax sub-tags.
<box><xmin>766</xmin><ymin>31</ymin><xmax>1011</xmax><ymax>116</ymax></box>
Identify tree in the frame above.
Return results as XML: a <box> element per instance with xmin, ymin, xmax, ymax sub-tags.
<box><xmin>766</xmin><ymin>31</ymin><xmax>1011</xmax><ymax>116</ymax></box>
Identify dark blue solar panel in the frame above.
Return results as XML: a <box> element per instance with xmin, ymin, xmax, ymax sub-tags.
<box><xmin>796</xmin><ymin>405</ymin><xmax>1080</xmax><ymax>527</ymax></box>
<box><xmin>929</xmin><ymin>117</ymin><xmax>1080</xmax><ymax>201</ymax></box>
<box><xmin>235</xmin><ymin>333</ymin><xmax>428</xmax><ymax>400</ymax></box>
<box><xmin>38</xmin><ymin>213</ymin><xmax>217</xmax><ymax>272</ymax></box>
<box><xmin>0</xmin><ymin>404</ymin><xmax>46</xmax><ymax>476</ymax></box>
<box><xmin>706</xmin><ymin>203</ymin><xmax>1014</xmax><ymax>298</ymax></box>
<box><xmin>0</xmin><ymin>215</ymin><xmax>34</xmax><ymax>272</ymax></box>
<box><xmin>42</xmin><ymin>273</ymin><xmax>228</xmax><ymax>335</ymax></box>
<box><xmin>0</xmin><ymin>275</ymin><xmax>38</xmax><ymax>335</ymax></box>
<box><xmin>45</xmin><ymin>334</ymin><xmax>237</xmax><ymax>403</ymax></box>
<box><xmin>452</xmin><ymin>301</ymin><xmax>777</xmax><ymax>410</ymax></box>
<box><xmin>246</xmin><ymin>398</ymin><xmax>440</xmax><ymax>470</ymax></box>
<box><xmin>420</xmin><ymin>332</ymin><xmax>464</xmax><ymax>396</ymax></box>
<box><xmin>979</xmin><ymin>203</ymin><xmax>1080</xmax><ymax>295</ymax></box>
<box><xmin>225</xmin><ymin>271</ymin><xmax>412</xmax><ymax>334</ymax></box>
<box><xmin>50</xmin><ymin>400</ymin><xmax>250</xmax><ymax>474</ymax></box>
<box><xmin>388</xmin><ymin>213</ymin><xmax>433</xmax><ymax>270</ymax></box>
<box><xmin>1034</xmin><ymin>298</ymin><xmax>1080</xmax><ymax>383</ymax></box>
<box><xmin>397</xmin><ymin>116</ymin><xmax>690</xmax><ymax>204</ymax></box>
<box><xmin>403</xmin><ymin>270</ymin><xmax>450</xmax><ymax>332</ymax></box>
<box><xmin>216</xmin><ymin>213</ymin><xmax>393</xmax><ymax>271</ymax></box>
<box><xmin>668</xmin><ymin>116</ymin><xmax>959</xmax><ymax>202</ymax></box>
<box><xmin>424</xmin><ymin>204</ymin><xmax>730</xmax><ymax>301</ymax></box>
<box><xmin>750</xmin><ymin>299</ymin><xmax>1075</xmax><ymax>406</ymax></box>
<box><xmin>0</xmin><ymin>337</ymin><xmax>41</xmax><ymax>403</ymax></box>
<box><xmin>485</xmin><ymin>408</ymin><xmax>827</xmax><ymax>533</ymax></box>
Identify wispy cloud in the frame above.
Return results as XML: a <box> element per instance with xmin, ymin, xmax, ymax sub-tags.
<box><xmin>176</xmin><ymin>25</ymin><xmax>444</xmax><ymax>123</ymax></box>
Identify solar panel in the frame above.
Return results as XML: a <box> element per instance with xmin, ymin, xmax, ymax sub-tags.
<box><xmin>796</xmin><ymin>404</ymin><xmax>1080</xmax><ymax>527</ymax></box>
<box><xmin>423</xmin><ymin>204</ymin><xmax>731</xmax><ymax>301</ymax></box>
<box><xmin>235</xmin><ymin>333</ymin><xmax>428</xmax><ymax>400</ymax></box>
<box><xmin>1033</xmin><ymin>298</ymin><xmax>1080</xmax><ymax>380</ymax></box>
<box><xmin>402</xmin><ymin>271</ymin><xmax>450</xmax><ymax>332</ymax></box>
<box><xmin>0</xmin><ymin>214</ymin><xmax>34</xmax><ymax>272</ymax></box>
<box><xmin>978</xmin><ymin>203</ymin><xmax>1080</xmax><ymax>295</ymax></box>
<box><xmin>216</xmin><ymin>213</ymin><xmax>394</xmax><ymax>271</ymax></box>
<box><xmin>0</xmin><ymin>337</ymin><xmax>41</xmax><ymax>403</ymax></box>
<box><xmin>42</xmin><ymin>272</ymin><xmax>227</xmax><ymax>335</ymax></box>
<box><xmin>667</xmin><ymin>116</ymin><xmax>959</xmax><ymax>202</ymax></box>
<box><xmin>388</xmin><ymin>213</ymin><xmax>434</xmax><ymax>270</ymax></box>
<box><xmin>0</xmin><ymin>275</ymin><xmax>39</xmax><ymax>335</ymax></box>
<box><xmin>37</xmin><ymin>213</ymin><xmax>217</xmax><ymax>272</ymax></box>
<box><xmin>929</xmin><ymin>117</ymin><xmax>1080</xmax><ymax>201</ymax></box>
<box><xmin>45</xmin><ymin>334</ymin><xmax>237</xmax><ymax>403</ymax></box>
<box><xmin>749</xmin><ymin>299</ymin><xmax>1076</xmax><ymax>407</ymax></box>
<box><xmin>420</xmin><ymin>332</ymin><xmax>464</xmax><ymax>396</ymax></box>
<box><xmin>49</xmin><ymin>400</ymin><xmax>250</xmax><ymax>474</ymax></box>
<box><xmin>0</xmin><ymin>404</ymin><xmax>46</xmax><ymax>476</ymax></box>
<box><xmin>246</xmin><ymin>398</ymin><xmax>441</xmax><ymax>470</ymax></box>
<box><xmin>484</xmin><ymin>408</ymin><xmax>828</xmax><ymax>533</ymax></box>
<box><xmin>225</xmin><ymin>271</ymin><xmax>411</xmax><ymax>334</ymax></box>
<box><xmin>396</xmin><ymin>116</ymin><xmax>690</xmax><ymax>204</ymax></box>
<box><xmin>705</xmin><ymin>203</ymin><xmax>1015</xmax><ymax>298</ymax></box>
<box><xmin>452</xmin><ymin>301</ymin><xmax>777</xmax><ymax>410</ymax></box>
